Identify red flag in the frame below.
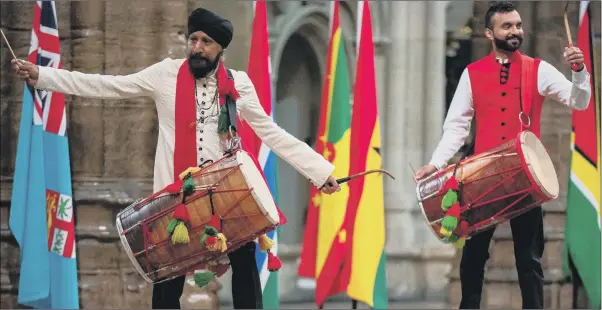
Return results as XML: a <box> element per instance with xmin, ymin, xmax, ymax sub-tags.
<box><xmin>314</xmin><ymin>2</ymin><xmax>387</xmax><ymax>308</ymax></box>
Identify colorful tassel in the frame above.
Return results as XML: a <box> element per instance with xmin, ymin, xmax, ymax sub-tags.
<box><xmin>267</xmin><ymin>251</ymin><xmax>282</xmax><ymax>272</ymax></box>
<box><xmin>441</xmin><ymin>190</ymin><xmax>458</xmax><ymax>211</ymax></box>
<box><xmin>218</xmin><ymin>105</ymin><xmax>231</xmax><ymax>134</ymax></box>
<box><xmin>182</xmin><ymin>177</ymin><xmax>195</xmax><ymax>197</ymax></box>
<box><xmin>443</xmin><ymin>234</ymin><xmax>466</xmax><ymax>248</ymax></box>
<box><xmin>202</xmin><ymin>232</ymin><xmax>226</xmax><ymax>252</ymax></box>
<box><xmin>258</xmin><ymin>234</ymin><xmax>273</xmax><ymax>252</ymax></box>
<box><xmin>193</xmin><ymin>270</ymin><xmax>216</xmax><ymax>289</ymax></box>
<box><xmin>201</xmin><ymin>225</ymin><xmax>227</xmax><ymax>252</ymax></box>
<box><xmin>439</xmin><ymin>202</ymin><xmax>461</xmax><ymax>237</ymax></box>
<box><xmin>202</xmin><ymin>234</ymin><xmax>218</xmax><ymax>247</ymax></box>
<box><xmin>439</xmin><ymin>176</ymin><xmax>459</xmax><ymax>194</ymax></box>
<box><xmin>211</xmin><ymin>233</ymin><xmax>228</xmax><ymax>252</ymax></box>
<box><xmin>201</xmin><ymin>215</ymin><xmax>226</xmax><ymax>251</ymax></box>
<box><xmin>163</xmin><ymin>179</ymin><xmax>184</xmax><ymax>194</ymax></box>
<box><xmin>171</xmin><ymin>222</ymin><xmax>190</xmax><ymax>244</ymax></box>
<box><xmin>173</xmin><ymin>204</ymin><xmax>190</xmax><ymax>222</ymax></box>
<box><xmin>166</xmin><ymin>219</ymin><xmax>179</xmax><ymax>234</ymax></box>
<box><xmin>178</xmin><ymin>167</ymin><xmax>201</xmax><ymax>181</ymax></box>
<box><xmin>167</xmin><ymin>204</ymin><xmax>191</xmax><ymax>244</ymax></box>
<box><xmin>452</xmin><ymin>236</ymin><xmax>466</xmax><ymax>248</ymax></box>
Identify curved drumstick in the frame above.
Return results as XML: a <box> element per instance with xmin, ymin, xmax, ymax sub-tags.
<box><xmin>563</xmin><ymin>2</ymin><xmax>580</xmax><ymax>71</ymax></box>
<box><xmin>1</xmin><ymin>29</ymin><xmax>17</xmax><ymax>60</ymax></box>
<box><xmin>325</xmin><ymin>169</ymin><xmax>395</xmax><ymax>187</ymax></box>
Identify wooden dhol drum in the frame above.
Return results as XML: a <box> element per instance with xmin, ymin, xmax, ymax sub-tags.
<box><xmin>416</xmin><ymin>130</ymin><xmax>559</xmax><ymax>242</ymax></box>
<box><xmin>116</xmin><ymin>150</ymin><xmax>280</xmax><ymax>283</ymax></box>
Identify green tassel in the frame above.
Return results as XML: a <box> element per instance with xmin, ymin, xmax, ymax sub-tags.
<box><xmin>183</xmin><ymin>177</ymin><xmax>195</xmax><ymax>196</ymax></box>
<box><xmin>441</xmin><ymin>215</ymin><xmax>459</xmax><ymax>233</ymax></box>
<box><xmin>193</xmin><ymin>270</ymin><xmax>216</xmax><ymax>288</ymax></box>
<box><xmin>217</xmin><ymin>105</ymin><xmax>230</xmax><ymax>134</ymax></box>
<box><xmin>441</xmin><ymin>190</ymin><xmax>458</xmax><ymax>211</ymax></box>
<box><xmin>204</xmin><ymin>225</ymin><xmax>218</xmax><ymax>236</ymax></box>
<box><xmin>443</xmin><ymin>234</ymin><xmax>459</xmax><ymax>243</ymax></box>
<box><xmin>166</xmin><ymin>219</ymin><xmax>180</xmax><ymax>234</ymax></box>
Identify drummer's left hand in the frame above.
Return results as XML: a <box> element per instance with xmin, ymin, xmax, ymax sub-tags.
<box><xmin>321</xmin><ymin>175</ymin><xmax>340</xmax><ymax>195</ymax></box>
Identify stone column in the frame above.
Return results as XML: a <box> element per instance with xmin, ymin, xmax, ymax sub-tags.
<box><xmin>384</xmin><ymin>0</ymin><xmax>453</xmax><ymax>300</ymax></box>
<box><xmin>384</xmin><ymin>1</ymin><xmax>421</xmax><ymax>300</ymax></box>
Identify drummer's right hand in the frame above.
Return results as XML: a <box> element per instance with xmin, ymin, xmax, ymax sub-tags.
<box><xmin>11</xmin><ymin>59</ymin><xmax>39</xmax><ymax>85</ymax></box>
<box><xmin>414</xmin><ymin>164</ymin><xmax>437</xmax><ymax>181</ymax></box>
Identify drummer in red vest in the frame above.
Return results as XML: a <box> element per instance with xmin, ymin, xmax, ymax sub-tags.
<box><xmin>414</xmin><ymin>1</ymin><xmax>591</xmax><ymax>309</ymax></box>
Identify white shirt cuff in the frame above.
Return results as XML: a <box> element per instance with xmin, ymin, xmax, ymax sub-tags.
<box><xmin>572</xmin><ymin>67</ymin><xmax>590</xmax><ymax>86</ymax></box>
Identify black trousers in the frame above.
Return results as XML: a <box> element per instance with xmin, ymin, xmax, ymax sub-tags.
<box><xmin>459</xmin><ymin>206</ymin><xmax>545</xmax><ymax>309</ymax></box>
<box><xmin>151</xmin><ymin>241</ymin><xmax>263</xmax><ymax>309</ymax></box>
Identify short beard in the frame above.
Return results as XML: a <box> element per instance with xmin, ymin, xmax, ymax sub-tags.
<box><xmin>187</xmin><ymin>53</ymin><xmax>221</xmax><ymax>79</ymax></box>
<box><xmin>494</xmin><ymin>35</ymin><xmax>523</xmax><ymax>52</ymax></box>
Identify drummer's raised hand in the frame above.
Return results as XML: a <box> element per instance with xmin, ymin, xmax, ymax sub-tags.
<box><xmin>414</xmin><ymin>164</ymin><xmax>437</xmax><ymax>181</ymax></box>
<box><xmin>11</xmin><ymin>59</ymin><xmax>39</xmax><ymax>85</ymax></box>
<box><xmin>321</xmin><ymin>175</ymin><xmax>340</xmax><ymax>195</ymax></box>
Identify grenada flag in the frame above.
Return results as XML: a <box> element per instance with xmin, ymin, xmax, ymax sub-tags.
<box><xmin>562</xmin><ymin>1</ymin><xmax>601</xmax><ymax>308</ymax></box>
<box><xmin>298</xmin><ymin>0</ymin><xmax>352</xmax><ymax>291</ymax></box>
<box><xmin>309</xmin><ymin>2</ymin><xmax>388</xmax><ymax>308</ymax></box>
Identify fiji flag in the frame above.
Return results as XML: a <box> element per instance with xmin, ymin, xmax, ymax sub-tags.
<box><xmin>9</xmin><ymin>1</ymin><xmax>80</xmax><ymax>308</ymax></box>
<box><xmin>246</xmin><ymin>1</ymin><xmax>280</xmax><ymax>308</ymax></box>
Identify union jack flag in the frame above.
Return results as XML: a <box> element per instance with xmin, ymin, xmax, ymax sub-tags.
<box><xmin>28</xmin><ymin>0</ymin><xmax>67</xmax><ymax>135</ymax></box>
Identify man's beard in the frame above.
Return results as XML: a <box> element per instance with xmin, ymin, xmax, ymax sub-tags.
<box><xmin>188</xmin><ymin>53</ymin><xmax>220</xmax><ymax>79</ymax></box>
<box><xmin>494</xmin><ymin>34</ymin><xmax>523</xmax><ymax>52</ymax></box>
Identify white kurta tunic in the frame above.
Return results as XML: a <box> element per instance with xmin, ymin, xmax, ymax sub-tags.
<box><xmin>35</xmin><ymin>58</ymin><xmax>335</xmax><ymax>193</ymax></box>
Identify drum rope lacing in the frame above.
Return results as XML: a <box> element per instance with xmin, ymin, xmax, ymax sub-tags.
<box><xmin>123</xmin><ymin>157</ymin><xmax>283</xmax><ymax>279</ymax></box>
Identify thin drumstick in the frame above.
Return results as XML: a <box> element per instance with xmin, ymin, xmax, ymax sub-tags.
<box><xmin>563</xmin><ymin>2</ymin><xmax>573</xmax><ymax>46</ymax></box>
<box><xmin>563</xmin><ymin>2</ymin><xmax>579</xmax><ymax>71</ymax></box>
<box><xmin>408</xmin><ymin>162</ymin><xmax>418</xmax><ymax>184</ymax></box>
<box><xmin>0</xmin><ymin>29</ymin><xmax>17</xmax><ymax>60</ymax></box>
<box><xmin>408</xmin><ymin>162</ymin><xmax>417</xmax><ymax>175</ymax></box>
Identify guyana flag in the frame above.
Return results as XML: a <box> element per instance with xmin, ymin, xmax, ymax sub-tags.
<box><xmin>562</xmin><ymin>1</ymin><xmax>601</xmax><ymax>308</ymax></box>
<box><xmin>297</xmin><ymin>0</ymin><xmax>352</xmax><ymax>295</ymax></box>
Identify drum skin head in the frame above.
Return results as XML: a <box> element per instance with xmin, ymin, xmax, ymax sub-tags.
<box><xmin>519</xmin><ymin>131</ymin><xmax>559</xmax><ymax>199</ymax></box>
<box><xmin>237</xmin><ymin>151</ymin><xmax>280</xmax><ymax>224</ymax></box>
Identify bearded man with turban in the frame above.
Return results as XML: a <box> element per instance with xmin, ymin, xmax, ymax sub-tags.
<box><xmin>12</xmin><ymin>7</ymin><xmax>341</xmax><ymax>309</ymax></box>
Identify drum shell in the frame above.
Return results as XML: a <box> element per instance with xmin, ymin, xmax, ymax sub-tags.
<box><xmin>417</xmin><ymin>131</ymin><xmax>558</xmax><ymax>242</ymax></box>
<box><xmin>116</xmin><ymin>153</ymin><xmax>276</xmax><ymax>283</ymax></box>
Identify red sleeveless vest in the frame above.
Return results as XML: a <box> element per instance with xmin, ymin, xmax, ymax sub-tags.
<box><xmin>467</xmin><ymin>51</ymin><xmax>544</xmax><ymax>154</ymax></box>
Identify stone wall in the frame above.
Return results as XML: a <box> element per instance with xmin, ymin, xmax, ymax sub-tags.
<box><xmin>446</xmin><ymin>1</ymin><xmax>601</xmax><ymax>308</ymax></box>
<box><xmin>0</xmin><ymin>1</ymin><xmax>252</xmax><ymax>308</ymax></box>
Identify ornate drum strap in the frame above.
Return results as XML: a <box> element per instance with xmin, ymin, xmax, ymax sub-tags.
<box><xmin>519</xmin><ymin>56</ymin><xmax>536</xmax><ymax>129</ymax></box>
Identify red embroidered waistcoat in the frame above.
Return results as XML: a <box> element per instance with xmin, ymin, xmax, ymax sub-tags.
<box><xmin>467</xmin><ymin>51</ymin><xmax>544</xmax><ymax>154</ymax></box>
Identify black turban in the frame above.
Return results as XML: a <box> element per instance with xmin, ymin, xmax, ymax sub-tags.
<box><xmin>187</xmin><ymin>8</ymin><xmax>233</xmax><ymax>48</ymax></box>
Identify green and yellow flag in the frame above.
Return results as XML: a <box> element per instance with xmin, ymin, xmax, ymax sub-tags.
<box><xmin>563</xmin><ymin>1</ymin><xmax>601</xmax><ymax>308</ymax></box>
<box><xmin>298</xmin><ymin>0</ymin><xmax>352</xmax><ymax>288</ymax></box>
